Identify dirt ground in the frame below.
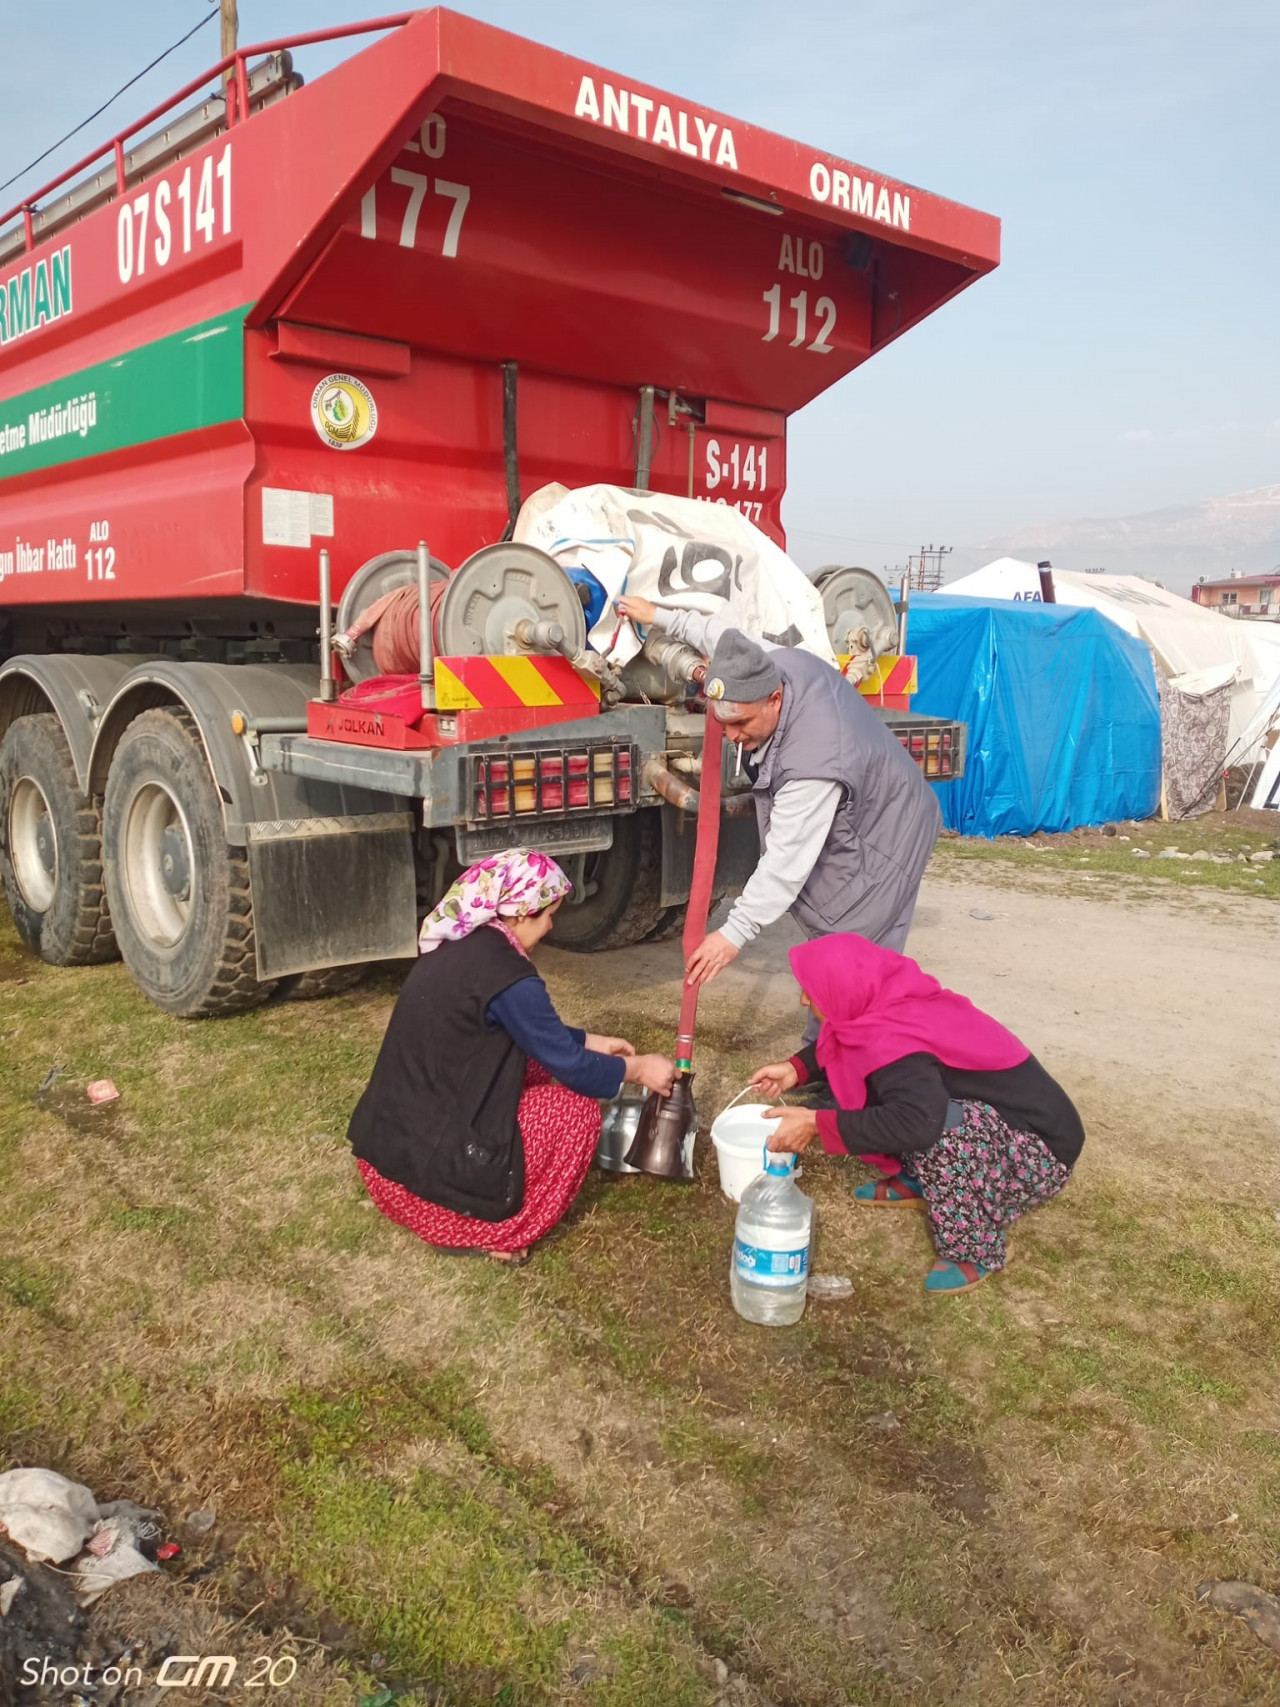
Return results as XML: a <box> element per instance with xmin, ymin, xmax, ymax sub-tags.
<box><xmin>3</xmin><ymin>853</ymin><xmax>1280</xmax><ymax>1706</ymax></box>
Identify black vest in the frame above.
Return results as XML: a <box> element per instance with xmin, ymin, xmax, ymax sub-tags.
<box><xmin>348</xmin><ymin>928</ymin><xmax>537</xmax><ymax>1222</ymax></box>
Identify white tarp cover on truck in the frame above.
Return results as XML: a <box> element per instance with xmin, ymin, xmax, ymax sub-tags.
<box><xmin>514</xmin><ymin>484</ymin><xmax>835</xmax><ymax>665</ymax></box>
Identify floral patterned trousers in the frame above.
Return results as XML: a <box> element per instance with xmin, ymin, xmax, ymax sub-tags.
<box><xmin>900</xmin><ymin>1100</ymin><xmax>1070</xmax><ymax>1271</ymax></box>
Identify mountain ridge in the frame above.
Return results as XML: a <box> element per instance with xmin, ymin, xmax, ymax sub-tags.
<box><xmin>977</xmin><ymin>483</ymin><xmax>1280</xmax><ymax>592</ymax></box>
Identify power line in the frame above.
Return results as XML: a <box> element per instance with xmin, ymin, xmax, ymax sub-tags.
<box><xmin>0</xmin><ymin>8</ymin><xmax>219</xmax><ymax>202</ymax></box>
<box><xmin>788</xmin><ymin>525</ymin><xmax>948</xmax><ymax>550</ymax></box>
<box><xmin>789</xmin><ymin>524</ymin><xmax>985</xmax><ymax>552</ymax></box>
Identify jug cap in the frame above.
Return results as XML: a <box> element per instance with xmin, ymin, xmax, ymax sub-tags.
<box><xmin>763</xmin><ymin>1146</ymin><xmax>795</xmax><ymax>1177</ymax></box>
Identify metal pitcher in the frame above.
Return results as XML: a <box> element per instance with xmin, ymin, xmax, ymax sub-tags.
<box><xmin>621</xmin><ymin>1071</ymin><xmax>698</xmax><ymax>1182</ymax></box>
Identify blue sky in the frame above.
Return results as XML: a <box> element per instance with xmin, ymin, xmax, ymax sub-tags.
<box><xmin>2</xmin><ymin>0</ymin><xmax>1277</xmax><ymax>577</ymax></box>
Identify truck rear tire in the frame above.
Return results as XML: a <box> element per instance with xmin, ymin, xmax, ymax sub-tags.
<box><xmin>645</xmin><ymin>904</ymin><xmax>688</xmax><ymax>944</ymax></box>
<box><xmin>0</xmin><ymin>714</ymin><xmax>117</xmax><ymax>968</ymax></box>
<box><xmin>552</xmin><ymin>809</ymin><xmax>664</xmax><ymax>952</ymax></box>
<box><xmin>102</xmin><ymin>707</ymin><xmax>276</xmax><ymax>1018</ymax></box>
<box><xmin>273</xmin><ymin>964</ymin><xmax>368</xmax><ymax>1002</ymax></box>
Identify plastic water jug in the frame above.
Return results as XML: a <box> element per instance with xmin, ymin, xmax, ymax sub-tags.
<box><xmin>730</xmin><ymin>1148</ymin><xmax>814</xmax><ymax>1326</ymax></box>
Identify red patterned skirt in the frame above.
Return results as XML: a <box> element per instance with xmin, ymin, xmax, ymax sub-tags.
<box><xmin>356</xmin><ymin>1061</ymin><xmax>603</xmax><ymax>1255</ymax></box>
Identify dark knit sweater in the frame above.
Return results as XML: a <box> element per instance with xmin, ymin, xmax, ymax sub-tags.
<box><xmin>791</xmin><ymin>1046</ymin><xmax>1084</xmax><ymax>1167</ymax></box>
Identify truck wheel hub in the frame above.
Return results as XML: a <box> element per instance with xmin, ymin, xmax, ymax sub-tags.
<box><xmin>159</xmin><ymin>825</ymin><xmax>192</xmax><ymax>901</ymax></box>
<box><xmin>121</xmin><ymin>782</ymin><xmax>194</xmax><ymax>947</ymax></box>
<box><xmin>35</xmin><ymin>820</ymin><xmax>56</xmax><ymax>876</ymax></box>
<box><xmin>9</xmin><ymin>776</ymin><xmax>58</xmax><ymax>912</ymax></box>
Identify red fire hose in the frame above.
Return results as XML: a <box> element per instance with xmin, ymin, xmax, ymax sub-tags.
<box><xmin>340</xmin><ymin>581</ymin><xmax>447</xmax><ymax>676</ymax></box>
<box><xmin>673</xmin><ymin>708</ymin><xmax>725</xmax><ymax>1071</ymax></box>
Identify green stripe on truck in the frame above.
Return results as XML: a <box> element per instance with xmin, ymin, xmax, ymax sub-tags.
<box><xmin>0</xmin><ymin>305</ymin><xmax>250</xmax><ymax>480</ymax></box>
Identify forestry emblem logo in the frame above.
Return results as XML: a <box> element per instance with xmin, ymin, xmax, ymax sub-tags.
<box><xmin>311</xmin><ymin>373</ymin><xmax>376</xmax><ymax>450</ymax></box>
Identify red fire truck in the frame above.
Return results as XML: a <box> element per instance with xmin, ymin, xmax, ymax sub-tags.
<box><xmin>0</xmin><ymin>10</ymin><xmax>998</xmax><ymax>1015</ymax></box>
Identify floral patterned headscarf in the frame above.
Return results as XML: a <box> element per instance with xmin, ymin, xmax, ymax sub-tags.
<box><xmin>418</xmin><ymin>848</ymin><xmax>572</xmax><ymax>953</ymax></box>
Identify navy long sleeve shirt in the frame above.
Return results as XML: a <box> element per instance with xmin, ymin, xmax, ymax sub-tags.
<box><xmin>486</xmin><ymin>977</ymin><xmax>625</xmax><ymax>1099</ymax></box>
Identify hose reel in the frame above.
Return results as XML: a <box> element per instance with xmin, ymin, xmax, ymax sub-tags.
<box><xmin>812</xmin><ymin>565</ymin><xmax>899</xmax><ymax>666</ymax></box>
<box><xmin>335</xmin><ymin>548</ymin><xmax>451</xmax><ymax>683</ymax></box>
<box><xmin>334</xmin><ymin>542</ymin><xmax>590</xmax><ymax>680</ymax></box>
<box><xmin>435</xmin><ymin>543</ymin><xmax>589</xmax><ymax>659</ymax></box>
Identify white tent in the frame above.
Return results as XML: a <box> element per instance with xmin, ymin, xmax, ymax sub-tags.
<box><xmin>1241</xmin><ymin>670</ymin><xmax>1280</xmax><ymax>811</ymax></box>
<box><xmin>945</xmin><ymin>558</ymin><xmax>1280</xmax><ymax>762</ymax></box>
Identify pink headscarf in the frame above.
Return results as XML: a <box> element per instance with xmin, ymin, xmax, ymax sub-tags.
<box><xmin>789</xmin><ymin>934</ymin><xmax>1028</xmax><ymax>1112</ymax></box>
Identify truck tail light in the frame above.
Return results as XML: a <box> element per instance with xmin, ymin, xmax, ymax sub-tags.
<box><xmin>899</xmin><ymin>726</ymin><xmax>956</xmax><ymax>780</ymax></box>
<box><xmin>470</xmin><ymin>745</ymin><xmax>635</xmax><ymax>821</ymax></box>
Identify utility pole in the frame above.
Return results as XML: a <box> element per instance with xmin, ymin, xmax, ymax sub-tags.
<box><xmin>906</xmin><ymin>544</ymin><xmax>951</xmax><ymax>591</ymax></box>
<box><xmin>220</xmin><ymin>0</ymin><xmax>238</xmax><ymax>62</ymax></box>
<box><xmin>221</xmin><ymin>0</ymin><xmax>238</xmax><ymax>105</ymax></box>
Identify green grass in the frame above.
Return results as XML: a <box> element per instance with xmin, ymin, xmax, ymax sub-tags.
<box><xmin>933</xmin><ymin>812</ymin><xmax>1280</xmax><ymax>899</ymax></box>
<box><xmin>0</xmin><ymin>1254</ymin><xmax>64</xmax><ymax>1316</ymax></box>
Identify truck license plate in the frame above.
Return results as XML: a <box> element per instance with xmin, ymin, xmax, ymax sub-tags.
<box><xmin>456</xmin><ymin>817</ymin><xmax>615</xmax><ymax>861</ymax></box>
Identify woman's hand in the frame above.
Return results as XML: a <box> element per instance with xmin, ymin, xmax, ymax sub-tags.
<box><xmin>623</xmin><ymin>1053</ymin><xmax>677</xmax><ymax>1096</ymax></box>
<box><xmin>585</xmin><ymin>1034</ymin><xmax>635</xmax><ymax>1058</ymax></box>
<box><xmin>764</xmin><ymin>1107</ymin><xmax>819</xmax><ymax>1154</ymax></box>
<box><xmin>749</xmin><ymin>1060</ymin><xmax>799</xmax><ymax>1100</ymax></box>
<box><xmin>615</xmin><ymin>594</ymin><xmax>657</xmax><ymax>627</ymax></box>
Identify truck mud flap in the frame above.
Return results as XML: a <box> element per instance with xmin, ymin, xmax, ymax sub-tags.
<box><xmin>658</xmin><ymin>803</ymin><xmax>759</xmax><ymax>910</ymax></box>
<box><xmin>247</xmin><ymin>811</ymin><xmax>417</xmax><ymax>979</ymax></box>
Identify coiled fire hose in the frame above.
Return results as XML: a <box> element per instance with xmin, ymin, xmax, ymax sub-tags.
<box><xmin>334</xmin><ymin>582</ymin><xmax>448</xmax><ymax>677</ymax></box>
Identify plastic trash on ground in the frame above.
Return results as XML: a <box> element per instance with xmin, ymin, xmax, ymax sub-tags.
<box><xmin>0</xmin><ymin>1468</ymin><xmax>100</xmax><ymax>1563</ymax></box>
<box><xmin>87</xmin><ymin>1079</ymin><xmax>120</xmax><ymax>1104</ymax></box>
<box><xmin>74</xmin><ymin>1517</ymin><xmax>159</xmax><ymax>1606</ymax></box>
<box><xmin>0</xmin><ymin>1469</ymin><xmax>168</xmax><ymax>1606</ymax></box>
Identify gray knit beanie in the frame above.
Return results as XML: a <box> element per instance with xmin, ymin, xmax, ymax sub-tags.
<box><xmin>704</xmin><ymin>628</ymin><xmax>781</xmax><ymax>707</ymax></box>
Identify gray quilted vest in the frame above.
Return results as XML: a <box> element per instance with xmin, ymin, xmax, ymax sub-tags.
<box><xmin>753</xmin><ymin>648</ymin><xmax>942</xmax><ymax>940</ymax></box>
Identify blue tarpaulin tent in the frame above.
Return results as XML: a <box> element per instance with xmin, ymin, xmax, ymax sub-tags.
<box><xmin>903</xmin><ymin>594</ymin><xmax>1161</xmax><ymax>837</ymax></box>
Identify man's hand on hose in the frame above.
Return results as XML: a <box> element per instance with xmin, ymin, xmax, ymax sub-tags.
<box><xmin>585</xmin><ymin>1034</ymin><xmax>636</xmax><ymax>1058</ymax></box>
<box><xmin>749</xmin><ymin>1060</ymin><xmax>799</xmax><ymax>1100</ymax></box>
<box><xmin>614</xmin><ymin>594</ymin><xmax>657</xmax><ymax>628</ymax></box>
<box><xmin>685</xmin><ymin>930</ymin><xmax>739</xmax><ymax>987</ymax></box>
<box><xmin>623</xmin><ymin>1053</ymin><xmax>678</xmax><ymax>1096</ymax></box>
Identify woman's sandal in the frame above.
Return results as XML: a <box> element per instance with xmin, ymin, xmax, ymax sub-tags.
<box><xmin>925</xmin><ymin>1259</ymin><xmax>992</xmax><ymax>1295</ymax></box>
<box><xmin>853</xmin><ymin>1174</ymin><xmax>926</xmax><ymax>1208</ymax></box>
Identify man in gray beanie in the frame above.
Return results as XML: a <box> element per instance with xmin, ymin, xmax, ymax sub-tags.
<box><xmin>616</xmin><ymin>596</ymin><xmax>941</xmax><ymax>1014</ymax></box>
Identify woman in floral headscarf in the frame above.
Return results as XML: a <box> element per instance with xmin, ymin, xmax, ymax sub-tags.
<box><xmin>349</xmin><ymin>849</ymin><xmax>675</xmax><ymax>1265</ymax></box>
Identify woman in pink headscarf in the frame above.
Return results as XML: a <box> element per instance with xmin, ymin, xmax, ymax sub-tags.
<box><xmin>748</xmin><ymin>934</ymin><xmax>1084</xmax><ymax>1294</ymax></box>
<box><xmin>349</xmin><ymin>850</ymin><xmax>675</xmax><ymax>1265</ymax></box>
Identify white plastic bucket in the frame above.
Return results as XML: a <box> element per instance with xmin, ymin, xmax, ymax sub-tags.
<box><xmin>710</xmin><ymin>1103</ymin><xmax>777</xmax><ymax>1201</ymax></box>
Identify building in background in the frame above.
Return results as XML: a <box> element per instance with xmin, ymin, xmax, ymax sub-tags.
<box><xmin>1193</xmin><ymin>571</ymin><xmax>1280</xmax><ymax>621</ymax></box>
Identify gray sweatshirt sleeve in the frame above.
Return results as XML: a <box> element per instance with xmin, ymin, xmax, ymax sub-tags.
<box><xmin>647</xmin><ymin>606</ymin><xmax>787</xmax><ymax>658</ymax></box>
<box><xmin>719</xmin><ymin>779</ymin><xmax>842</xmax><ymax>949</ymax></box>
<box><xmin>647</xmin><ymin>607</ymin><xmax>732</xmax><ymax>656</ymax></box>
